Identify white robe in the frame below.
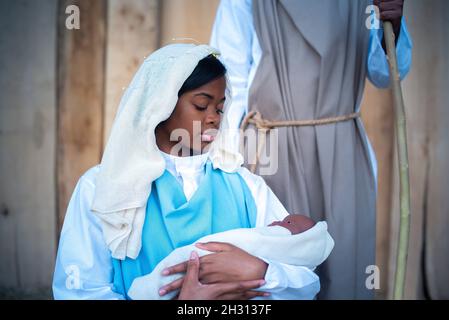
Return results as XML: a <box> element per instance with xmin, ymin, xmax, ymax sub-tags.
<box><xmin>53</xmin><ymin>153</ymin><xmax>322</xmax><ymax>299</ymax></box>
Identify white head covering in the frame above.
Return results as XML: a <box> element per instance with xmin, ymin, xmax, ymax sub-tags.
<box><xmin>91</xmin><ymin>44</ymin><xmax>243</xmax><ymax>260</ymax></box>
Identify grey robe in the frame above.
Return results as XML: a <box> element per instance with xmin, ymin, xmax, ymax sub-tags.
<box><xmin>248</xmin><ymin>0</ymin><xmax>376</xmax><ymax>299</ymax></box>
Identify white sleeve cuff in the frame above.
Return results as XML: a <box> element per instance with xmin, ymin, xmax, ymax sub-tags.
<box><xmin>259</xmin><ymin>258</ymin><xmax>319</xmax><ymax>292</ymax></box>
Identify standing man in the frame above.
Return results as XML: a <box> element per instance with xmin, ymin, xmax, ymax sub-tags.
<box><xmin>211</xmin><ymin>0</ymin><xmax>412</xmax><ymax>299</ymax></box>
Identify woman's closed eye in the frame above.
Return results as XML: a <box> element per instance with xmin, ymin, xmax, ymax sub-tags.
<box><xmin>194</xmin><ymin>104</ymin><xmax>207</xmax><ymax>111</ymax></box>
<box><xmin>195</xmin><ymin>104</ymin><xmax>224</xmax><ymax>115</ymax></box>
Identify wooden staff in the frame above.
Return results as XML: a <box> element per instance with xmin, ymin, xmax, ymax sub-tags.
<box><xmin>383</xmin><ymin>20</ymin><xmax>411</xmax><ymax>300</ymax></box>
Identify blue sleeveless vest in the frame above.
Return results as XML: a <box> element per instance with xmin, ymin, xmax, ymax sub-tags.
<box><xmin>112</xmin><ymin>162</ymin><xmax>257</xmax><ymax>298</ymax></box>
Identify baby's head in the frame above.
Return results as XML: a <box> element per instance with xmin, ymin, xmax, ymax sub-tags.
<box><xmin>268</xmin><ymin>214</ymin><xmax>316</xmax><ymax>235</ymax></box>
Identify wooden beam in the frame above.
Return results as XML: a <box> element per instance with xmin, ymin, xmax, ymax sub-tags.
<box><xmin>103</xmin><ymin>0</ymin><xmax>160</xmax><ymax>145</ymax></box>
<box><xmin>388</xmin><ymin>0</ymin><xmax>449</xmax><ymax>299</ymax></box>
<box><xmin>57</xmin><ymin>0</ymin><xmax>106</xmax><ymax>231</ymax></box>
<box><xmin>160</xmin><ymin>0</ymin><xmax>220</xmax><ymax>45</ymax></box>
<box><xmin>360</xmin><ymin>82</ymin><xmax>395</xmax><ymax>299</ymax></box>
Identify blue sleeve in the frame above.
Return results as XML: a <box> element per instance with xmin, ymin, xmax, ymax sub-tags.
<box><xmin>367</xmin><ymin>16</ymin><xmax>413</xmax><ymax>88</ymax></box>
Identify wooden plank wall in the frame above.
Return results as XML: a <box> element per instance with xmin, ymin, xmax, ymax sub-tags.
<box><xmin>159</xmin><ymin>0</ymin><xmax>220</xmax><ymax>46</ymax></box>
<box><xmin>103</xmin><ymin>0</ymin><xmax>160</xmax><ymax>144</ymax></box>
<box><xmin>0</xmin><ymin>0</ymin><xmax>57</xmax><ymax>297</ymax></box>
<box><xmin>360</xmin><ymin>83</ymin><xmax>394</xmax><ymax>299</ymax></box>
<box><xmin>57</xmin><ymin>0</ymin><xmax>107</xmax><ymax>231</ymax></box>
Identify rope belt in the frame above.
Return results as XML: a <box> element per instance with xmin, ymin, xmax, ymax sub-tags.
<box><xmin>239</xmin><ymin>110</ymin><xmax>361</xmax><ymax>173</ymax></box>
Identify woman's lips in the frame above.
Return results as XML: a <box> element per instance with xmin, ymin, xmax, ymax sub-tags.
<box><xmin>201</xmin><ymin>130</ymin><xmax>217</xmax><ymax>142</ymax></box>
<box><xmin>201</xmin><ymin>134</ymin><xmax>215</xmax><ymax>142</ymax></box>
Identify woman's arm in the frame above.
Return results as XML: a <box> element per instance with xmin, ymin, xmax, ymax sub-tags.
<box><xmin>53</xmin><ymin>167</ymin><xmax>125</xmax><ymax>300</ymax></box>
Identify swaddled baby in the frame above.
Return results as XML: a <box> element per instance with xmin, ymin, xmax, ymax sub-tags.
<box><xmin>128</xmin><ymin>214</ymin><xmax>334</xmax><ymax>300</ymax></box>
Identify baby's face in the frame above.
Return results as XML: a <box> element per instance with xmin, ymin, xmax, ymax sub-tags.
<box><xmin>268</xmin><ymin>214</ymin><xmax>316</xmax><ymax>235</ymax></box>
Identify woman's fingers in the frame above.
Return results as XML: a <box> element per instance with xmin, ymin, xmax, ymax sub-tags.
<box><xmin>161</xmin><ymin>251</ymin><xmax>200</xmax><ymax>296</ymax></box>
<box><xmin>185</xmin><ymin>251</ymin><xmax>200</xmax><ymax>280</ymax></box>
<box><xmin>215</xmin><ymin>279</ymin><xmax>266</xmax><ymax>296</ymax></box>
<box><xmin>195</xmin><ymin>241</ymin><xmax>233</xmax><ymax>252</ymax></box>
<box><xmin>163</xmin><ymin>252</ymin><xmax>211</xmax><ymax>276</ymax></box>
<box><xmin>159</xmin><ymin>276</ymin><xmax>184</xmax><ymax>296</ymax></box>
<box><xmin>162</xmin><ymin>261</ymin><xmax>188</xmax><ymax>276</ymax></box>
<box><xmin>197</xmin><ymin>271</ymin><xmax>223</xmax><ymax>285</ymax></box>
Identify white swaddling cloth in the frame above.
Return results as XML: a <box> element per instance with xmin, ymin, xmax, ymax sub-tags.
<box><xmin>128</xmin><ymin>221</ymin><xmax>334</xmax><ymax>300</ymax></box>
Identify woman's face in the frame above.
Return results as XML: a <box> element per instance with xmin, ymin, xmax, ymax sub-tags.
<box><xmin>155</xmin><ymin>76</ymin><xmax>226</xmax><ymax>156</ymax></box>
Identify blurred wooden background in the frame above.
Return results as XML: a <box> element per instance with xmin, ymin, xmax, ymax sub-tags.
<box><xmin>0</xmin><ymin>0</ymin><xmax>448</xmax><ymax>299</ymax></box>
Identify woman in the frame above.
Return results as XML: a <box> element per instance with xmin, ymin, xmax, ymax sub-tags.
<box><xmin>52</xmin><ymin>44</ymin><xmax>320</xmax><ymax>300</ymax></box>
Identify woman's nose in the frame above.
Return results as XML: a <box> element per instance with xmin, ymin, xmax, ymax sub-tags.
<box><xmin>205</xmin><ymin>109</ymin><xmax>220</xmax><ymax>126</ymax></box>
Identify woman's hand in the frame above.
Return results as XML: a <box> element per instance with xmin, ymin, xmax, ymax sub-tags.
<box><xmin>196</xmin><ymin>242</ymin><xmax>269</xmax><ymax>283</ymax></box>
<box><xmin>176</xmin><ymin>251</ymin><xmax>269</xmax><ymax>300</ymax></box>
<box><xmin>165</xmin><ymin>242</ymin><xmax>268</xmax><ymax>283</ymax></box>
<box><xmin>159</xmin><ymin>242</ymin><xmax>269</xmax><ymax>298</ymax></box>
